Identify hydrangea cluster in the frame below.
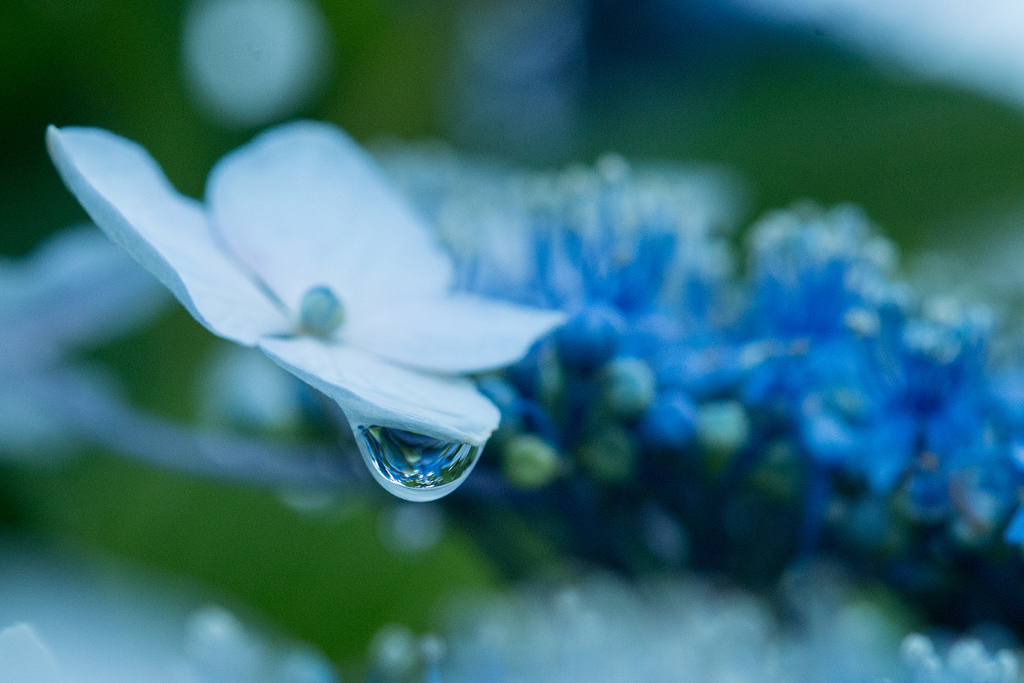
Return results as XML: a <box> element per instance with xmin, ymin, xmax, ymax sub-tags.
<box><xmin>31</xmin><ymin>122</ymin><xmax>1024</xmax><ymax>676</ymax></box>
<box><xmin>382</xmin><ymin>146</ymin><xmax>1024</xmax><ymax>626</ymax></box>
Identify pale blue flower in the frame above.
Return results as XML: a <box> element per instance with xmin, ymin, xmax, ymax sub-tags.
<box><xmin>0</xmin><ymin>225</ymin><xmax>167</xmax><ymax>458</ymax></box>
<box><xmin>0</xmin><ymin>544</ymin><xmax>337</xmax><ymax>683</ymax></box>
<box><xmin>47</xmin><ymin>121</ymin><xmax>564</xmax><ymax>500</ymax></box>
<box><xmin>378</xmin><ymin>562</ymin><xmax>1018</xmax><ymax>683</ymax></box>
<box><xmin>0</xmin><ymin>225</ymin><xmax>168</xmax><ymax>373</ymax></box>
<box><xmin>0</xmin><ymin>624</ymin><xmax>62</xmax><ymax>683</ymax></box>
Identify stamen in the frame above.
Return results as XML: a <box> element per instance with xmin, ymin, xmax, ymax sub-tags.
<box><xmin>299</xmin><ymin>285</ymin><xmax>344</xmax><ymax>337</ymax></box>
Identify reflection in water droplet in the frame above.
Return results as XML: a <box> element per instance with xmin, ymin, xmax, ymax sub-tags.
<box><xmin>357</xmin><ymin>426</ymin><xmax>483</xmax><ymax>502</ymax></box>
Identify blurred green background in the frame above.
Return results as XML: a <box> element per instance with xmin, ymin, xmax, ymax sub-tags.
<box><xmin>3</xmin><ymin>0</ymin><xmax>1024</xmax><ymax>669</ymax></box>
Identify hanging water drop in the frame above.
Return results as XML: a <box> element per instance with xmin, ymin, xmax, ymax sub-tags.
<box><xmin>357</xmin><ymin>426</ymin><xmax>483</xmax><ymax>502</ymax></box>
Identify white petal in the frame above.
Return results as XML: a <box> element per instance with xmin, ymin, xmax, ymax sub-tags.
<box><xmin>0</xmin><ymin>624</ymin><xmax>64</xmax><ymax>683</ymax></box>
<box><xmin>259</xmin><ymin>337</ymin><xmax>499</xmax><ymax>445</ymax></box>
<box><xmin>0</xmin><ymin>226</ymin><xmax>169</xmax><ymax>371</ymax></box>
<box><xmin>206</xmin><ymin>121</ymin><xmax>453</xmax><ymax>320</ymax></box>
<box><xmin>346</xmin><ymin>294</ymin><xmax>565</xmax><ymax>373</ymax></box>
<box><xmin>46</xmin><ymin>126</ymin><xmax>289</xmax><ymax>345</ymax></box>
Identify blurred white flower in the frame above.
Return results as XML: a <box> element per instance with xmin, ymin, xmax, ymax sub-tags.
<box><xmin>0</xmin><ymin>224</ymin><xmax>345</xmax><ymax>487</ymax></box>
<box><xmin>47</xmin><ymin>121</ymin><xmax>564</xmax><ymax>500</ymax></box>
<box><xmin>198</xmin><ymin>343</ymin><xmax>305</xmax><ymax>437</ymax></box>
<box><xmin>0</xmin><ymin>225</ymin><xmax>168</xmax><ymax>459</ymax></box>
<box><xmin>181</xmin><ymin>0</ymin><xmax>333</xmax><ymax>127</ymax></box>
<box><xmin>730</xmin><ymin>0</ymin><xmax>1024</xmax><ymax>109</ymax></box>
<box><xmin>0</xmin><ymin>624</ymin><xmax>62</xmax><ymax>683</ymax></box>
<box><xmin>0</xmin><ymin>543</ymin><xmax>337</xmax><ymax>683</ymax></box>
<box><xmin>0</xmin><ymin>226</ymin><xmax>168</xmax><ymax>373</ymax></box>
<box><xmin>412</xmin><ymin>563</ymin><xmax>1020</xmax><ymax>683</ymax></box>
<box><xmin>377</xmin><ymin>501</ymin><xmax>446</xmax><ymax>555</ymax></box>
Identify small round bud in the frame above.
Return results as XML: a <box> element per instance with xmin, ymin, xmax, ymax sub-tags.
<box><xmin>299</xmin><ymin>286</ymin><xmax>344</xmax><ymax>337</ymax></box>
<box><xmin>600</xmin><ymin>357</ymin><xmax>656</xmax><ymax>419</ymax></box>
<box><xmin>696</xmin><ymin>400</ymin><xmax>750</xmax><ymax>474</ymax></box>
<box><xmin>503</xmin><ymin>434</ymin><xmax>563</xmax><ymax>489</ymax></box>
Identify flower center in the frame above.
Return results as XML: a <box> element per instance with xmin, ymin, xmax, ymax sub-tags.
<box><xmin>299</xmin><ymin>285</ymin><xmax>344</xmax><ymax>337</ymax></box>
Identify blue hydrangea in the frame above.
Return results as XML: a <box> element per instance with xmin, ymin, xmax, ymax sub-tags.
<box><xmin>380</xmin><ymin>145</ymin><xmax>1024</xmax><ymax>620</ymax></box>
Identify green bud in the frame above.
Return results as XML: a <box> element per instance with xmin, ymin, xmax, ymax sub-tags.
<box><xmin>696</xmin><ymin>400</ymin><xmax>750</xmax><ymax>475</ymax></box>
<box><xmin>600</xmin><ymin>356</ymin><xmax>656</xmax><ymax>419</ymax></box>
<box><xmin>577</xmin><ymin>424</ymin><xmax>637</xmax><ymax>484</ymax></box>
<box><xmin>503</xmin><ymin>434</ymin><xmax>562</xmax><ymax>490</ymax></box>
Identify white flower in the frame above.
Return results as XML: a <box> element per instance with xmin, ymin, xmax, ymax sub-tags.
<box><xmin>46</xmin><ymin>121</ymin><xmax>564</xmax><ymax>500</ymax></box>
<box><xmin>0</xmin><ymin>227</ymin><xmax>342</xmax><ymax>489</ymax></box>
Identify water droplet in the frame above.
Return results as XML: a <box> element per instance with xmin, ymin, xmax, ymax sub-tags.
<box><xmin>357</xmin><ymin>426</ymin><xmax>483</xmax><ymax>502</ymax></box>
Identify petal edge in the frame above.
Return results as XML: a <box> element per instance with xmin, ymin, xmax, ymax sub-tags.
<box><xmin>47</xmin><ymin>126</ymin><xmax>288</xmax><ymax>345</ymax></box>
<box><xmin>259</xmin><ymin>337</ymin><xmax>500</xmax><ymax>445</ymax></box>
